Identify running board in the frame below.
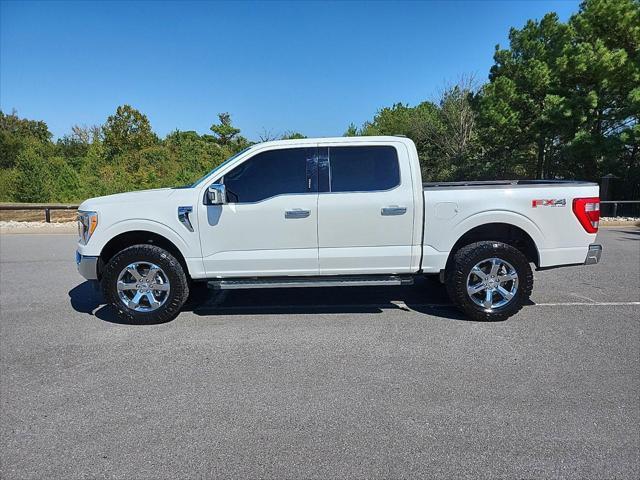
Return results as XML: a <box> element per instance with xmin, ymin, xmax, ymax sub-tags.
<box><xmin>208</xmin><ymin>275</ymin><xmax>414</xmax><ymax>290</ymax></box>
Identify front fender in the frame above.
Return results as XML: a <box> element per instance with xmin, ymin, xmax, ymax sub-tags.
<box><xmin>82</xmin><ymin>219</ymin><xmax>197</xmax><ymax>259</ymax></box>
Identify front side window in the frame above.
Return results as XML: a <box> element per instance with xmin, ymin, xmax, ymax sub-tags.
<box><xmin>328</xmin><ymin>146</ymin><xmax>400</xmax><ymax>192</ymax></box>
<box><xmin>190</xmin><ymin>147</ymin><xmax>251</xmax><ymax>187</ymax></box>
<box><xmin>223</xmin><ymin>148</ymin><xmax>315</xmax><ymax>203</ymax></box>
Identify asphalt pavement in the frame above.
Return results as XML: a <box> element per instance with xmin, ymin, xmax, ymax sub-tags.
<box><xmin>0</xmin><ymin>228</ymin><xmax>638</xmax><ymax>479</ymax></box>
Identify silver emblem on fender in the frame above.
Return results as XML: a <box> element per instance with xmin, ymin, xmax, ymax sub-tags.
<box><xmin>178</xmin><ymin>206</ymin><xmax>194</xmax><ymax>231</ymax></box>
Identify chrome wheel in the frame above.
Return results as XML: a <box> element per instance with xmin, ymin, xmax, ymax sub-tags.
<box><xmin>116</xmin><ymin>262</ymin><xmax>170</xmax><ymax>312</ymax></box>
<box><xmin>466</xmin><ymin>257</ymin><xmax>519</xmax><ymax>310</ymax></box>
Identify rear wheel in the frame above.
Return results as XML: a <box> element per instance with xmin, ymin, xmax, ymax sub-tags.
<box><xmin>102</xmin><ymin>244</ymin><xmax>189</xmax><ymax>324</ymax></box>
<box><xmin>445</xmin><ymin>241</ymin><xmax>533</xmax><ymax>321</ymax></box>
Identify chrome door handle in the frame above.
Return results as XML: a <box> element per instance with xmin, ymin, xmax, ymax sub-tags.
<box><xmin>285</xmin><ymin>209</ymin><xmax>311</xmax><ymax>219</ymax></box>
<box><xmin>381</xmin><ymin>206</ymin><xmax>407</xmax><ymax>216</ymax></box>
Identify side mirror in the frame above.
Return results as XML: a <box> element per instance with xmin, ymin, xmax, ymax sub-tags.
<box><xmin>207</xmin><ymin>184</ymin><xmax>227</xmax><ymax>205</ymax></box>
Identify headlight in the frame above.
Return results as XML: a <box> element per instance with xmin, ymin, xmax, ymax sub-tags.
<box><xmin>77</xmin><ymin>211</ymin><xmax>98</xmax><ymax>244</ymax></box>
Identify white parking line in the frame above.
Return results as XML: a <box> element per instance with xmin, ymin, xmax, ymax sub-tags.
<box><xmin>532</xmin><ymin>301</ymin><xmax>640</xmax><ymax>307</ymax></box>
<box><xmin>392</xmin><ymin>301</ymin><xmax>640</xmax><ymax>308</ymax></box>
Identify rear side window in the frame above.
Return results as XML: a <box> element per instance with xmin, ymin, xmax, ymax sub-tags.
<box><xmin>223</xmin><ymin>148</ymin><xmax>314</xmax><ymax>203</ymax></box>
<box><xmin>329</xmin><ymin>146</ymin><xmax>400</xmax><ymax>192</ymax></box>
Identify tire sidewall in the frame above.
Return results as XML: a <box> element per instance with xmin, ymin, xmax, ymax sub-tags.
<box><xmin>450</xmin><ymin>242</ymin><xmax>532</xmax><ymax>320</ymax></box>
<box><xmin>102</xmin><ymin>245</ymin><xmax>188</xmax><ymax>324</ymax></box>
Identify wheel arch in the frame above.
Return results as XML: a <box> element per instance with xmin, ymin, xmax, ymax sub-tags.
<box><xmin>446</xmin><ymin>222</ymin><xmax>540</xmax><ymax>269</ymax></box>
<box><xmin>99</xmin><ymin>230</ymin><xmax>190</xmax><ymax>279</ymax></box>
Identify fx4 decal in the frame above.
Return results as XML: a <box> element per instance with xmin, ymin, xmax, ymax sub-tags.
<box><xmin>532</xmin><ymin>199</ymin><xmax>566</xmax><ymax>208</ymax></box>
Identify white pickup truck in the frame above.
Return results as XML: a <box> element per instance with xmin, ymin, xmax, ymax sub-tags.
<box><xmin>76</xmin><ymin>136</ymin><xmax>602</xmax><ymax>322</ymax></box>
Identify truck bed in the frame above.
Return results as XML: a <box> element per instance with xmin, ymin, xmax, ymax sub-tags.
<box><xmin>420</xmin><ymin>179</ymin><xmax>600</xmax><ymax>272</ymax></box>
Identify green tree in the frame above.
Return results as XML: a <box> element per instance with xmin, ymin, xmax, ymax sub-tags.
<box><xmin>13</xmin><ymin>140</ymin><xmax>53</xmax><ymax>202</ymax></box>
<box><xmin>0</xmin><ymin>110</ymin><xmax>52</xmax><ymax>169</ymax></box>
<box><xmin>79</xmin><ymin>141</ymin><xmax>109</xmax><ymax>197</ymax></box>
<box><xmin>210</xmin><ymin>112</ymin><xmax>240</xmax><ymax>145</ymax></box>
<box><xmin>426</xmin><ymin>81</ymin><xmax>482</xmax><ymax>180</ymax></box>
<box><xmin>56</xmin><ymin>124</ymin><xmax>102</xmax><ymax>170</ymax></box>
<box><xmin>0</xmin><ymin>109</ymin><xmax>51</xmax><ymax>142</ymax></box>
<box><xmin>164</xmin><ymin>130</ymin><xmax>233</xmax><ymax>185</ymax></box>
<box><xmin>475</xmin><ymin>0</ymin><xmax>639</xmax><ymax>185</ymax></box>
<box><xmin>343</xmin><ymin>123</ymin><xmax>359</xmax><ymax>137</ymax></box>
<box><xmin>0</xmin><ymin>168</ymin><xmax>17</xmax><ymax>201</ymax></box>
<box><xmin>477</xmin><ymin>12</ymin><xmax>572</xmax><ymax>179</ymax></box>
<box><xmin>102</xmin><ymin>105</ymin><xmax>157</xmax><ymax>158</ymax></box>
<box><xmin>48</xmin><ymin>156</ymin><xmax>81</xmax><ymax>202</ymax></box>
<box><xmin>281</xmin><ymin>131</ymin><xmax>306</xmax><ymax>140</ymax></box>
<box><xmin>558</xmin><ymin>0</ymin><xmax>640</xmax><ymax>185</ymax></box>
<box><xmin>474</xmin><ymin>76</ymin><xmax>536</xmax><ymax>178</ymax></box>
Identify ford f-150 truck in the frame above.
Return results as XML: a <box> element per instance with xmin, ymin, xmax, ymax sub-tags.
<box><xmin>76</xmin><ymin>136</ymin><xmax>602</xmax><ymax>322</ymax></box>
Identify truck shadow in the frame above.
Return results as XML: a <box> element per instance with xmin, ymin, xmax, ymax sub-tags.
<box><xmin>68</xmin><ymin>277</ymin><xmax>491</xmax><ymax>325</ymax></box>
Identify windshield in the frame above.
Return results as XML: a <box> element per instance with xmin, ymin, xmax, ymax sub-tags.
<box><xmin>189</xmin><ymin>147</ymin><xmax>252</xmax><ymax>187</ymax></box>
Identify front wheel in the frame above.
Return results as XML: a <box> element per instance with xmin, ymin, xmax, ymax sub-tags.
<box><xmin>445</xmin><ymin>241</ymin><xmax>533</xmax><ymax>321</ymax></box>
<box><xmin>102</xmin><ymin>244</ymin><xmax>189</xmax><ymax>324</ymax></box>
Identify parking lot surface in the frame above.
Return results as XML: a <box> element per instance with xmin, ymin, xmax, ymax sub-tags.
<box><xmin>1</xmin><ymin>228</ymin><xmax>638</xmax><ymax>479</ymax></box>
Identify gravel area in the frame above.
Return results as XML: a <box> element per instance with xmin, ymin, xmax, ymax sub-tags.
<box><xmin>600</xmin><ymin>217</ymin><xmax>640</xmax><ymax>226</ymax></box>
<box><xmin>0</xmin><ymin>221</ymin><xmax>77</xmax><ymax>234</ymax></box>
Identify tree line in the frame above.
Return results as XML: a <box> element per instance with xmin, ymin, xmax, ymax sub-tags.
<box><xmin>0</xmin><ymin>0</ymin><xmax>637</xmax><ymax>203</ymax></box>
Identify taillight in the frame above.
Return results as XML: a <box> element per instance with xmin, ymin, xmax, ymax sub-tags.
<box><xmin>572</xmin><ymin>197</ymin><xmax>600</xmax><ymax>233</ymax></box>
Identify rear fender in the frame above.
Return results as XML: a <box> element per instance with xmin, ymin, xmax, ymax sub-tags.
<box><xmin>445</xmin><ymin>210</ymin><xmax>544</xmax><ymax>254</ymax></box>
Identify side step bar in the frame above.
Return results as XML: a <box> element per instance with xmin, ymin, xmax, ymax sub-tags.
<box><xmin>208</xmin><ymin>275</ymin><xmax>414</xmax><ymax>290</ymax></box>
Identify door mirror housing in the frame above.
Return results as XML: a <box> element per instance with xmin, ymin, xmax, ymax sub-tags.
<box><xmin>207</xmin><ymin>184</ymin><xmax>227</xmax><ymax>205</ymax></box>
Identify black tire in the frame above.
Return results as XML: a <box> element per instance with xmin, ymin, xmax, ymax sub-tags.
<box><xmin>102</xmin><ymin>244</ymin><xmax>189</xmax><ymax>324</ymax></box>
<box><xmin>445</xmin><ymin>241</ymin><xmax>533</xmax><ymax>321</ymax></box>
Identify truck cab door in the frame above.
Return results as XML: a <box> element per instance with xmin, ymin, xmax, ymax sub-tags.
<box><xmin>317</xmin><ymin>144</ymin><xmax>415</xmax><ymax>274</ymax></box>
<box><xmin>198</xmin><ymin>147</ymin><xmax>319</xmax><ymax>277</ymax></box>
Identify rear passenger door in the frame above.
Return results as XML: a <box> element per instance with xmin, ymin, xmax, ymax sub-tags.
<box><xmin>317</xmin><ymin>144</ymin><xmax>415</xmax><ymax>274</ymax></box>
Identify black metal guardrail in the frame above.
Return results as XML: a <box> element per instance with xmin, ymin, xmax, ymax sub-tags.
<box><xmin>600</xmin><ymin>200</ymin><xmax>640</xmax><ymax>217</ymax></box>
<box><xmin>0</xmin><ymin>200</ymin><xmax>638</xmax><ymax>222</ymax></box>
<box><xmin>0</xmin><ymin>204</ymin><xmax>79</xmax><ymax>222</ymax></box>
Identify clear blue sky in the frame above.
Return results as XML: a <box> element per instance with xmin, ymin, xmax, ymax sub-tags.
<box><xmin>1</xmin><ymin>0</ymin><xmax>580</xmax><ymax>141</ymax></box>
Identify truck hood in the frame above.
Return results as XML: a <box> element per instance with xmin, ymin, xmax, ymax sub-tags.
<box><xmin>78</xmin><ymin>188</ymin><xmax>177</xmax><ymax>211</ymax></box>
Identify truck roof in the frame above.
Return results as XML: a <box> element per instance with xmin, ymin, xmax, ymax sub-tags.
<box><xmin>252</xmin><ymin>135</ymin><xmax>415</xmax><ymax>149</ymax></box>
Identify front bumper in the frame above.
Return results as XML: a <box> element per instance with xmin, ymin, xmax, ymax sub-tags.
<box><xmin>76</xmin><ymin>250</ymin><xmax>99</xmax><ymax>280</ymax></box>
<box><xmin>584</xmin><ymin>244</ymin><xmax>602</xmax><ymax>265</ymax></box>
